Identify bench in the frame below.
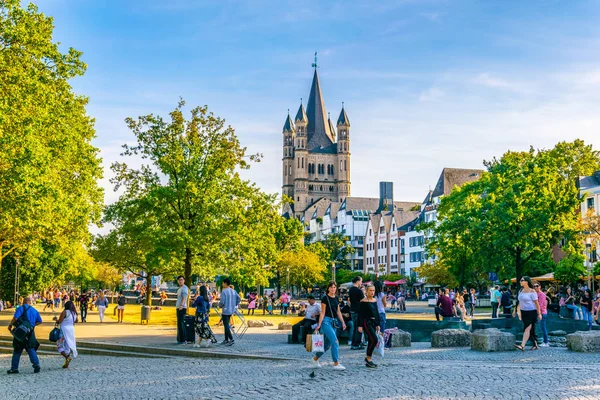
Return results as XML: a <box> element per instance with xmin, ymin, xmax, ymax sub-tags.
<box><xmin>385</xmin><ymin>319</ymin><xmax>469</xmax><ymax>342</ymax></box>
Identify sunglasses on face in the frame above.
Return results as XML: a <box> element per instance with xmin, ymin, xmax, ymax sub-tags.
<box><xmin>520</xmin><ymin>279</ymin><xmax>525</xmax><ymax>282</ymax></box>
<box><xmin>534</xmin><ymin>285</ymin><xmax>540</xmax><ymax>288</ymax></box>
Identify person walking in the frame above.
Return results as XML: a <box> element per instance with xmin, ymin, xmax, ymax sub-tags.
<box><xmin>175</xmin><ymin>276</ymin><xmax>189</xmax><ymax>344</ymax></box>
<box><xmin>78</xmin><ymin>291</ymin><xmax>89</xmax><ymax>323</ymax></box>
<box><xmin>43</xmin><ymin>291</ymin><xmax>54</xmax><ymax>312</ymax></box>
<box><xmin>95</xmin><ymin>291</ymin><xmax>109</xmax><ymax>323</ymax></box>
<box><xmin>218</xmin><ymin>278</ymin><xmax>240</xmax><ymax>346</ymax></box>
<box><xmin>192</xmin><ymin>285</ymin><xmax>216</xmax><ymax>347</ymax></box>
<box><xmin>280</xmin><ymin>292</ymin><xmax>290</xmax><ymax>315</ymax></box>
<box><xmin>515</xmin><ymin>276</ymin><xmax>541</xmax><ymax>351</ymax></box>
<box><xmin>357</xmin><ymin>284</ymin><xmax>380</xmax><ymax>368</ymax></box>
<box><xmin>348</xmin><ymin>276</ymin><xmax>365</xmax><ymax>350</ymax></box>
<box><xmin>533</xmin><ymin>281</ymin><xmax>549</xmax><ymax>347</ymax></box>
<box><xmin>580</xmin><ymin>289</ymin><xmax>594</xmax><ymax>330</ymax></box>
<box><xmin>312</xmin><ymin>281</ymin><xmax>346</xmax><ymax>371</ymax></box>
<box><xmin>116</xmin><ymin>291</ymin><xmax>126</xmax><ymax>323</ymax></box>
<box><xmin>7</xmin><ymin>296</ymin><xmax>42</xmax><ymax>374</ymax></box>
<box><xmin>468</xmin><ymin>288</ymin><xmax>477</xmax><ymax>318</ymax></box>
<box><xmin>374</xmin><ymin>280</ymin><xmax>387</xmax><ymax>332</ymax></box>
<box><xmin>54</xmin><ymin>301</ymin><xmax>78</xmax><ymax>368</ymax></box>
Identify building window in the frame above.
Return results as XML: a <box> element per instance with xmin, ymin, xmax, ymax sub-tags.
<box><xmin>379</xmin><ymin>227</ymin><xmax>384</xmax><ymax>234</ymax></box>
<box><xmin>369</xmin><ymin>229</ymin><xmax>372</xmax><ymax>236</ymax></box>
<box><xmin>301</xmin><ymin>158</ymin><xmax>304</xmax><ymax>168</ymax></box>
<box><xmin>588</xmin><ymin>197</ymin><xmax>595</xmax><ymax>210</ymax></box>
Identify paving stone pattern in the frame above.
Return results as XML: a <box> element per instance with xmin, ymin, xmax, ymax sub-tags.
<box><xmin>2</xmin><ymin>343</ymin><xmax>600</xmax><ymax>400</ymax></box>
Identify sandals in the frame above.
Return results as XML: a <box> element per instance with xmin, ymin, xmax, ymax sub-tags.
<box><xmin>531</xmin><ymin>344</ymin><xmax>539</xmax><ymax>351</ymax></box>
<box><xmin>62</xmin><ymin>356</ymin><xmax>72</xmax><ymax>369</ymax></box>
<box><xmin>514</xmin><ymin>344</ymin><xmax>524</xmax><ymax>352</ymax></box>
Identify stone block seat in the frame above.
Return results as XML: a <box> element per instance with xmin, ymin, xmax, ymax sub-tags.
<box><xmin>567</xmin><ymin>331</ymin><xmax>600</xmax><ymax>352</ymax></box>
<box><xmin>471</xmin><ymin>328</ymin><xmax>515</xmax><ymax>352</ymax></box>
<box><xmin>431</xmin><ymin>329</ymin><xmax>472</xmax><ymax>348</ymax></box>
<box><xmin>386</xmin><ymin>319</ymin><xmax>468</xmax><ymax>342</ymax></box>
<box><xmin>388</xmin><ymin>330</ymin><xmax>411</xmax><ymax>347</ymax></box>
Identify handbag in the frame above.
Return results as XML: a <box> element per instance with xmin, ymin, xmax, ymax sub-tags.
<box><xmin>325</xmin><ymin>296</ymin><xmax>341</xmax><ymax>329</ymax></box>
<box><xmin>49</xmin><ymin>325</ymin><xmax>63</xmax><ymax>343</ymax></box>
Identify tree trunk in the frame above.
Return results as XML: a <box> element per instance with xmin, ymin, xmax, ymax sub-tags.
<box><xmin>276</xmin><ymin>271</ymin><xmax>281</xmax><ymax>298</ymax></box>
<box><xmin>515</xmin><ymin>248</ymin><xmax>523</xmax><ymax>288</ymax></box>
<box><xmin>146</xmin><ymin>273</ymin><xmax>153</xmax><ymax>306</ymax></box>
<box><xmin>184</xmin><ymin>246</ymin><xmax>193</xmax><ymax>288</ymax></box>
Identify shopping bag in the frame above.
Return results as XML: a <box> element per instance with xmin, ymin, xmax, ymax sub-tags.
<box><xmin>305</xmin><ymin>334</ymin><xmax>313</xmax><ymax>352</ymax></box>
<box><xmin>49</xmin><ymin>327</ymin><xmax>63</xmax><ymax>343</ymax></box>
<box><xmin>374</xmin><ymin>333</ymin><xmax>385</xmax><ymax>357</ymax></box>
<box><xmin>311</xmin><ymin>333</ymin><xmax>325</xmax><ymax>353</ymax></box>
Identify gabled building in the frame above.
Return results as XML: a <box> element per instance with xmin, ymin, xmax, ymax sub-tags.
<box><xmin>363</xmin><ymin>182</ymin><xmax>421</xmax><ymax>276</ymax></box>
<box><xmin>403</xmin><ymin>168</ymin><xmax>484</xmax><ymax>276</ymax></box>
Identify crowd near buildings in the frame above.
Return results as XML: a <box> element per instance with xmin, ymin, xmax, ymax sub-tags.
<box><xmin>281</xmin><ymin>66</ymin><xmax>599</xmax><ymax>278</ymax></box>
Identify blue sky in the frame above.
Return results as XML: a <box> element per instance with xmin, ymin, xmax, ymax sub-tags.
<box><xmin>35</xmin><ymin>0</ymin><xmax>600</xmax><ymax>207</ymax></box>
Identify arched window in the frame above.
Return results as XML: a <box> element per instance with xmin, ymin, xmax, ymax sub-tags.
<box><xmin>301</xmin><ymin>158</ymin><xmax>304</xmax><ymax>168</ymax></box>
<box><xmin>320</xmin><ymin>185</ymin><xmax>323</xmax><ymax>191</ymax></box>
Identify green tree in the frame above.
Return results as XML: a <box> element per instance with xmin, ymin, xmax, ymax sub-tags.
<box><xmin>112</xmin><ymin>100</ymin><xmax>268</xmax><ymax>287</ymax></box>
<box><xmin>554</xmin><ymin>253</ymin><xmax>587</xmax><ymax>286</ymax></box>
<box><xmin>93</xmin><ymin>196</ymin><xmax>180</xmax><ymax>307</ymax></box>
<box><xmin>430</xmin><ymin>140</ymin><xmax>600</xmax><ymax>285</ymax></box>
<box><xmin>281</xmin><ymin>248</ymin><xmax>327</xmax><ymax>291</ymax></box>
<box><xmin>413</xmin><ymin>262</ymin><xmax>458</xmax><ymax>288</ymax></box>
<box><xmin>320</xmin><ymin>232</ymin><xmax>355</xmax><ymax>269</ymax></box>
<box><xmin>0</xmin><ymin>0</ymin><xmax>103</xmax><ymax>263</ymax></box>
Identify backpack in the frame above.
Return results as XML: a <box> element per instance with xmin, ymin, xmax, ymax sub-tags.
<box><xmin>12</xmin><ymin>305</ymin><xmax>33</xmax><ymax>343</ymax></box>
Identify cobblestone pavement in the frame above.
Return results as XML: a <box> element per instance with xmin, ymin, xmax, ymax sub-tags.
<box><xmin>2</xmin><ymin>344</ymin><xmax>600</xmax><ymax>400</ymax></box>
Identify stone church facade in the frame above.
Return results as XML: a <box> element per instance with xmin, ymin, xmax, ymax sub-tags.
<box><xmin>282</xmin><ymin>68</ymin><xmax>350</xmax><ymax>218</ymax></box>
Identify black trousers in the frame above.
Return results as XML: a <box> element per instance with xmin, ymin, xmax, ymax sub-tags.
<box><xmin>222</xmin><ymin>314</ymin><xmax>233</xmax><ymax>341</ymax></box>
<box><xmin>521</xmin><ymin>309</ymin><xmax>538</xmax><ymax>346</ymax></box>
<box><xmin>80</xmin><ymin>305</ymin><xmax>87</xmax><ymax>321</ymax></box>
<box><xmin>176</xmin><ymin>308</ymin><xmax>187</xmax><ymax>343</ymax></box>
<box><xmin>491</xmin><ymin>302</ymin><xmax>499</xmax><ymax>318</ymax></box>
<box><xmin>435</xmin><ymin>306</ymin><xmax>453</xmax><ymax>321</ymax></box>
<box><xmin>363</xmin><ymin>320</ymin><xmax>378</xmax><ymax>357</ymax></box>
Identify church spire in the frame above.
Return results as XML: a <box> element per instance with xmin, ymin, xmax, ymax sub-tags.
<box><xmin>295</xmin><ymin>100</ymin><xmax>308</xmax><ymax>123</ymax></box>
<box><xmin>337</xmin><ymin>102</ymin><xmax>350</xmax><ymax>127</ymax></box>
<box><xmin>282</xmin><ymin>110</ymin><xmax>295</xmax><ymax>133</ymax></box>
<box><xmin>306</xmin><ymin>69</ymin><xmax>334</xmax><ymax>149</ymax></box>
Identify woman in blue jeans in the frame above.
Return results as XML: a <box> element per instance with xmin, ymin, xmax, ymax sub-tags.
<box><xmin>565</xmin><ymin>287</ymin><xmax>582</xmax><ymax>319</ymax></box>
<box><xmin>312</xmin><ymin>282</ymin><xmax>346</xmax><ymax>371</ymax></box>
<box><xmin>580</xmin><ymin>289</ymin><xmax>594</xmax><ymax>329</ymax></box>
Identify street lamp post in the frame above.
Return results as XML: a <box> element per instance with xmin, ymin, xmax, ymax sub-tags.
<box><xmin>332</xmin><ymin>262</ymin><xmax>336</xmax><ymax>283</ymax></box>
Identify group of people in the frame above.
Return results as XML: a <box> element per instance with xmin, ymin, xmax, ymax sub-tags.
<box><xmin>176</xmin><ymin>276</ymin><xmax>241</xmax><ymax>347</ymax></box>
<box><xmin>7</xmin><ymin>295</ymin><xmax>79</xmax><ymax>374</ymax></box>
<box><xmin>304</xmin><ymin>276</ymin><xmax>391</xmax><ymax>370</ymax></box>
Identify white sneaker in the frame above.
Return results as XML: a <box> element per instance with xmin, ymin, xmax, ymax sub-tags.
<box><xmin>333</xmin><ymin>364</ymin><xmax>346</xmax><ymax>371</ymax></box>
<box><xmin>192</xmin><ymin>343</ymin><xmax>200</xmax><ymax>348</ymax></box>
<box><xmin>540</xmin><ymin>343</ymin><xmax>549</xmax><ymax>347</ymax></box>
<box><xmin>312</xmin><ymin>359</ymin><xmax>321</xmax><ymax>368</ymax></box>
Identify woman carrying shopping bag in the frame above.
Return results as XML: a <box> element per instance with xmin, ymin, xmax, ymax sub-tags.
<box><xmin>311</xmin><ymin>282</ymin><xmax>346</xmax><ymax>371</ymax></box>
<box><xmin>357</xmin><ymin>284</ymin><xmax>380</xmax><ymax>368</ymax></box>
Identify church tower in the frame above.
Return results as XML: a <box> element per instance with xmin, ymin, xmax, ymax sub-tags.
<box><xmin>336</xmin><ymin>104</ymin><xmax>350</xmax><ymax>202</ymax></box>
<box><xmin>282</xmin><ymin>57</ymin><xmax>352</xmax><ymax>218</ymax></box>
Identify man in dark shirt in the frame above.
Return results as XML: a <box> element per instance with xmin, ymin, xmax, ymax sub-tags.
<box><xmin>348</xmin><ymin>276</ymin><xmax>365</xmax><ymax>349</ymax></box>
<box><xmin>435</xmin><ymin>289</ymin><xmax>455</xmax><ymax>321</ymax></box>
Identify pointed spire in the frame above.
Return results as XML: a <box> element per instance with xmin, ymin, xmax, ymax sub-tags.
<box><xmin>295</xmin><ymin>100</ymin><xmax>308</xmax><ymax>123</ymax></box>
<box><xmin>282</xmin><ymin>110</ymin><xmax>295</xmax><ymax>133</ymax></box>
<box><xmin>306</xmin><ymin>69</ymin><xmax>334</xmax><ymax>149</ymax></box>
<box><xmin>337</xmin><ymin>102</ymin><xmax>350</xmax><ymax>126</ymax></box>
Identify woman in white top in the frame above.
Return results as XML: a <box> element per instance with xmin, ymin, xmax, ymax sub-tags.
<box><xmin>515</xmin><ymin>276</ymin><xmax>542</xmax><ymax>351</ymax></box>
<box><xmin>54</xmin><ymin>300</ymin><xmax>78</xmax><ymax>368</ymax></box>
<box><xmin>95</xmin><ymin>291</ymin><xmax>109</xmax><ymax>323</ymax></box>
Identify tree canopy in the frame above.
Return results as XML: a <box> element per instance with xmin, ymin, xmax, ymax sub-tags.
<box><xmin>0</xmin><ymin>0</ymin><xmax>103</xmax><ymax>264</ymax></box>
<box><xmin>427</xmin><ymin>140</ymin><xmax>600</xmax><ymax>285</ymax></box>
